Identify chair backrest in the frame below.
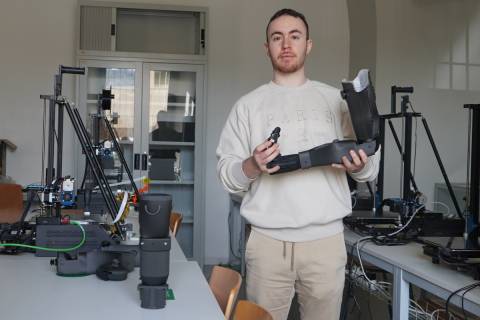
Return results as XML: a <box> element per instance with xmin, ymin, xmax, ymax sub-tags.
<box><xmin>208</xmin><ymin>265</ymin><xmax>242</xmax><ymax>320</ymax></box>
<box><xmin>233</xmin><ymin>300</ymin><xmax>273</xmax><ymax>320</ymax></box>
<box><xmin>0</xmin><ymin>183</ymin><xmax>23</xmax><ymax>223</ymax></box>
<box><xmin>169</xmin><ymin>211</ymin><xmax>183</xmax><ymax>237</ymax></box>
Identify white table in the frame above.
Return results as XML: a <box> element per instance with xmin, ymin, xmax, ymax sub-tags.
<box><xmin>125</xmin><ymin>216</ymin><xmax>187</xmax><ymax>262</ymax></box>
<box><xmin>0</xmin><ymin>238</ymin><xmax>223</xmax><ymax>320</ymax></box>
<box><xmin>170</xmin><ymin>234</ymin><xmax>188</xmax><ymax>261</ymax></box>
<box><xmin>345</xmin><ymin>229</ymin><xmax>480</xmax><ymax>320</ymax></box>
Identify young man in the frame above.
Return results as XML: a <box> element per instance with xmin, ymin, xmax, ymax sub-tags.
<box><xmin>216</xmin><ymin>8</ymin><xmax>379</xmax><ymax>320</ymax></box>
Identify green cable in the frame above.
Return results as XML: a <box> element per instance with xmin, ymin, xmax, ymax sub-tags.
<box><xmin>0</xmin><ymin>220</ymin><xmax>86</xmax><ymax>252</ymax></box>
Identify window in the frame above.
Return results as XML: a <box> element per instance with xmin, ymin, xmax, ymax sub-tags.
<box><xmin>434</xmin><ymin>7</ymin><xmax>480</xmax><ymax>91</ymax></box>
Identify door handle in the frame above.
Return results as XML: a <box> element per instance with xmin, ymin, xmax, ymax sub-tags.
<box><xmin>134</xmin><ymin>154</ymin><xmax>140</xmax><ymax>170</ymax></box>
<box><xmin>142</xmin><ymin>154</ymin><xmax>148</xmax><ymax>171</ymax></box>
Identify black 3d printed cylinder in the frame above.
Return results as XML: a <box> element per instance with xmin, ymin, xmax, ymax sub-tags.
<box><xmin>139</xmin><ymin>193</ymin><xmax>172</xmax><ymax>238</ymax></box>
<box><xmin>138</xmin><ymin>193</ymin><xmax>172</xmax><ymax>309</ymax></box>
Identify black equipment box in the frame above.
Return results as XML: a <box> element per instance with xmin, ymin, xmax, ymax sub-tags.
<box><xmin>149</xmin><ymin>158</ymin><xmax>176</xmax><ymax>180</ymax></box>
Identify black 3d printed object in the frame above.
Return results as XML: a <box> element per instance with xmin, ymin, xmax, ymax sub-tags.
<box><xmin>267</xmin><ymin>69</ymin><xmax>380</xmax><ymax>174</ymax></box>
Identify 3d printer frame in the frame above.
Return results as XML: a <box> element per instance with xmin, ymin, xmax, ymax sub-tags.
<box><xmin>40</xmin><ymin>66</ymin><xmax>138</xmax><ymax>240</ymax></box>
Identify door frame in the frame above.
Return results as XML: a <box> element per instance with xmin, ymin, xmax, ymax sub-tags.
<box><xmin>75</xmin><ymin>59</ymin><xmax>144</xmax><ymax>189</ymax></box>
<box><xmin>142</xmin><ymin>62</ymin><xmax>206</xmax><ymax>264</ymax></box>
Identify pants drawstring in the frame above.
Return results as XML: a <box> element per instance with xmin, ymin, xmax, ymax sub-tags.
<box><xmin>282</xmin><ymin>241</ymin><xmax>295</xmax><ymax>271</ymax></box>
<box><xmin>291</xmin><ymin>242</ymin><xmax>295</xmax><ymax>271</ymax></box>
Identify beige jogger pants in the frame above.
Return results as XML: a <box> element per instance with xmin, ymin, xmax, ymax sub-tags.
<box><xmin>245</xmin><ymin>229</ymin><xmax>347</xmax><ymax>320</ymax></box>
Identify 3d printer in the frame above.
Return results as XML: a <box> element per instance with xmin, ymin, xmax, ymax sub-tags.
<box><xmin>0</xmin><ymin>66</ymin><xmax>173</xmax><ymax>309</ymax></box>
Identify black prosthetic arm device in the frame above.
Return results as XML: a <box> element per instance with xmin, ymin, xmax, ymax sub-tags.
<box><xmin>267</xmin><ymin>69</ymin><xmax>380</xmax><ymax>174</ymax></box>
<box><xmin>269</xmin><ymin>127</ymin><xmax>281</xmax><ymax>143</ymax></box>
<box><xmin>268</xmin><ymin>139</ymin><xmax>377</xmax><ymax>174</ymax></box>
<box><xmin>341</xmin><ymin>69</ymin><xmax>380</xmax><ymax>144</ymax></box>
<box><xmin>298</xmin><ymin>140</ymin><xmax>377</xmax><ymax>168</ymax></box>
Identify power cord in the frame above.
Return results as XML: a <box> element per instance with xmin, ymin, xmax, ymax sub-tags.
<box><xmin>445</xmin><ymin>282</ymin><xmax>480</xmax><ymax>319</ymax></box>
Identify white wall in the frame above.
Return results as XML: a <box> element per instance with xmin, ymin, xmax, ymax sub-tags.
<box><xmin>347</xmin><ymin>0</ymin><xmax>376</xmax><ymax>80</ymax></box>
<box><xmin>0</xmin><ymin>0</ymin><xmax>77</xmax><ymax>184</ymax></box>
<box><xmin>0</xmin><ymin>0</ymin><xmax>349</xmax><ymax>264</ymax></box>
<box><xmin>375</xmin><ymin>0</ymin><xmax>480</xmax><ymax>213</ymax></box>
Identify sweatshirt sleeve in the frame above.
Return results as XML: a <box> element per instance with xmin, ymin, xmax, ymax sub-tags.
<box><xmin>340</xmin><ymin>100</ymin><xmax>380</xmax><ymax>182</ymax></box>
<box><xmin>216</xmin><ymin>101</ymin><xmax>256</xmax><ymax>193</ymax></box>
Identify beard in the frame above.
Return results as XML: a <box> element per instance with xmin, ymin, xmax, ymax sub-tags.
<box><xmin>270</xmin><ymin>53</ymin><xmax>306</xmax><ymax>74</ymax></box>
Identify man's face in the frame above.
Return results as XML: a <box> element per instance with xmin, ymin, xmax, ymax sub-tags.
<box><xmin>265</xmin><ymin>15</ymin><xmax>312</xmax><ymax>74</ymax></box>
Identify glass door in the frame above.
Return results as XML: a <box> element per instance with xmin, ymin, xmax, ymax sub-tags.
<box><xmin>142</xmin><ymin>63</ymin><xmax>204</xmax><ymax>259</ymax></box>
<box><xmin>77</xmin><ymin>60</ymin><xmax>143</xmax><ymax>190</ymax></box>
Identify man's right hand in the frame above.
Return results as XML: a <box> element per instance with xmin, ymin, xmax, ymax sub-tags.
<box><xmin>242</xmin><ymin>140</ymin><xmax>280</xmax><ymax>178</ymax></box>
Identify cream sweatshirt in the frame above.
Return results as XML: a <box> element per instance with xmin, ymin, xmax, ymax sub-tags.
<box><xmin>216</xmin><ymin>80</ymin><xmax>380</xmax><ymax>242</ymax></box>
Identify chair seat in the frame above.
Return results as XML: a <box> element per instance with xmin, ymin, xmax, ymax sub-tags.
<box><xmin>209</xmin><ymin>265</ymin><xmax>242</xmax><ymax>319</ymax></box>
<box><xmin>169</xmin><ymin>211</ymin><xmax>183</xmax><ymax>236</ymax></box>
<box><xmin>233</xmin><ymin>300</ymin><xmax>273</xmax><ymax>320</ymax></box>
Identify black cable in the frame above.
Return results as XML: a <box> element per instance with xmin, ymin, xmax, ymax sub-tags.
<box><xmin>461</xmin><ymin>282</ymin><xmax>480</xmax><ymax>319</ymax></box>
<box><xmin>347</xmin><ymin>204</ymin><xmax>423</xmax><ymax>247</ymax></box>
<box><xmin>351</xmin><ymin>225</ymin><xmax>412</xmax><ymax>246</ymax></box>
<box><xmin>445</xmin><ymin>282</ymin><xmax>480</xmax><ymax>318</ymax></box>
<box><xmin>80</xmin><ymin>160</ymin><xmax>89</xmax><ymax>190</ymax></box>
<box><xmin>348</xmin><ymin>220</ymin><xmax>480</xmax><ymax>320</ymax></box>
<box><xmin>462</xmin><ymin>289</ymin><xmax>469</xmax><ymax>320</ymax></box>
<box><xmin>407</xmin><ymin>101</ymin><xmax>417</xmax><ymax>113</ymax></box>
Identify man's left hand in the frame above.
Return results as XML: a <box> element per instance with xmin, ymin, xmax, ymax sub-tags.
<box><xmin>331</xmin><ymin>149</ymin><xmax>368</xmax><ymax>173</ymax></box>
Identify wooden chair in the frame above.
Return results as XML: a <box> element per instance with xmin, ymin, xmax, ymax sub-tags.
<box><xmin>0</xmin><ymin>183</ymin><xmax>23</xmax><ymax>223</ymax></box>
<box><xmin>233</xmin><ymin>300</ymin><xmax>273</xmax><ymax>320</ymax></box>
<box><xmin>208</xmin><ymin>265</ymin><xmax>242</xmax><ymax>319</ymax></box>
<box><xmin>169</xmin><ymin>211</ymin><xmax>183</xmax><ymax>237</ymax></box>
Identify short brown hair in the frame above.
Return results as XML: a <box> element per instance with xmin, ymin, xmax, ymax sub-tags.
<box><xmin>266</xmin><ymin>8</ymin><xmax>310</xmax><ymax>41</ymax></box>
